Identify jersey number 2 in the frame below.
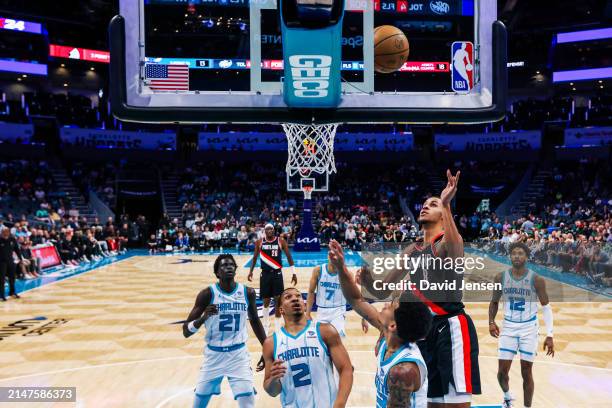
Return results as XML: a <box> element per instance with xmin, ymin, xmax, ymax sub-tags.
<box><xmin>219</xmin><ymin>314</ymin><xmax>241</xmax><ymax>331</ymax></box>
<box><xmin>291</xmin><ymin>363</ymin><xmax>312</xmax><ymax>387</ymax></box>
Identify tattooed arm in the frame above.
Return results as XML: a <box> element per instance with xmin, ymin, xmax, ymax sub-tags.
<box><xmin>387</xmin><ymin>362</ymin><xmax>421</xmax><ymax>408</ymax></box>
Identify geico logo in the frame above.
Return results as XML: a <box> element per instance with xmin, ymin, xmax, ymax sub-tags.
<box><xmin>289</xmin><ymin>55</ymin><xmax>332</xmax><ymax>98</ymax></box>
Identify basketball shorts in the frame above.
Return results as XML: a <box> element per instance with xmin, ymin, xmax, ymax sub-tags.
<box><xmin>195</xmin><ymin>345</ymin><xmax>255</xmax><ymax>400</ymax></box>
<box><xmin>260</xmin><ymin>270</ymin><xmax>284</xmax><ymax>299</ymax></box>
<box><xmin>316</xmin><ymin>307</ymin><xmax>346</xmax><ymax>337</ymax></box>
<box><xmin>418</xmin><ymin>311</ymin><xmax>481</xmax><ymax>401</ymax></box>
<box><xmin>499</xmin><ymin>320</ymin><xmax>539</xmax><ymax>362</ymax></box>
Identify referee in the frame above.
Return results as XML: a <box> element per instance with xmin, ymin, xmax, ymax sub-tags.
<box><xmin>0</xmin><ymin>228</ymin><xmax>22</xmax><ymax>301</ymax></box>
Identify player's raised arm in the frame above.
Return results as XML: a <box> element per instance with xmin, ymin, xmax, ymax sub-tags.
<box><xmin>248</xmin><ymin>239</ymin><xmax>261</xmax><ymax>282</ymax></box>
<box><xmin>319</xmin><ymin>323</ymin><xmax>354</xmax><ymax>408</ymax></box>
<box><xmin>280</xmin><ymin>236</ymin><xmax>297</xmax><ymax>285</ymax></box>
<box><xmin>439</xmin><ymin>169</ymin><xmax>464</xmax><ymax>259</ymax></box>
<box><xmin>182</xmin><ymin>287</ymin><xmax>215</xmax><ymax>338</ymax></box>
<box><xmin>488</xmin><ymin>272</ymin><xmax>503</xmax><ymax>338</ymax></box>
<box><xmin>262</xmin><ymin>336</ymin><xmax>285</xmax><ymax>397</ymax></box>
<box><xmin>328</xmin><ymin>240</ymin><xmax>383</xmax><ymax>331</ymax></box>
<box><xmin>305</xmin><ymin>266</ymin><xmax>321</xmax><ymax>320</ymax></box>
<box><xmin>386</xmin><ymin>362</ymin><xmax>420</xmax><ymax>408</ymax></box>
<box><xmin>535</xmin><ymin>275</ymin><xmax>555</xmax><ymax>356</ymax></box>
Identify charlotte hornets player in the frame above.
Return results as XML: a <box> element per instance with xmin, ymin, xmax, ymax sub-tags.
<box><xmin>183</xmin><ymin>254</ymin><xmax>267</xmax><ymax>408</ymax></box>
<box><xmin>305</xmin><ymin>252</ymin><xmax>369</xmax><ymax>337</ymax></box>
<box><xmin>329</xmin><ymin>240</ymin><xmax>432</xmax><ymax>408</ymax></box>
<box><xmin>489</xmin><ymin>242</ymin><xmax>555</xmax><ymax>408</ymax></box>
<box><xmin>262</xmin><ymin>287</ymin><xmax>353</xmax><ymax>407</ymax></box>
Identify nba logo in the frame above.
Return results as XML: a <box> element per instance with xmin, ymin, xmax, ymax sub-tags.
<box><xmin>451</xmin><ymin>41</ymin><xmax>474</xmax><ymax>94</ymax></box>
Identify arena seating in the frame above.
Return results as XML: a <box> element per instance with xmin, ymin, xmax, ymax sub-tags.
<box><xmin>472</xmin><ymin>158</ymin><xmax>612</xmax><ymax>286</ymax></box>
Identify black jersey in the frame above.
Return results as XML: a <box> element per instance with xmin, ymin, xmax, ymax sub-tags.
<box><xmin>260</xmin><ymin>237</ymin><xmax>282</xmax><ymax>273</ymax></box>
<box><xmin>409</xmin><ymin>232</ymin><xmax>465</xmax><ymax>316</ymax></box>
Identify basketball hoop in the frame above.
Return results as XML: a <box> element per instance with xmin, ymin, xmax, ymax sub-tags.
<box><xmin>302</xmin><ymin>185</ymin><xmax>314</xmax><ymax>200</ymax></box>
<box><xmin>284</xmin><ymin>123</ymin><xmax>338</xmax><ymax>190</ymax></box>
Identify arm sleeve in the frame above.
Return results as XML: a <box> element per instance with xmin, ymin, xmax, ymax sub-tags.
<box><xmin>542</xmin><ymin>304</ymin><xmax>554</xmax><ymax>337</ymax></box>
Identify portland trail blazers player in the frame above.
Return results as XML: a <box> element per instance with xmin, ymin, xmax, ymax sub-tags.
<box><xmin>361</xmin><ymin>170</ymin><xmax>481</xmax><ymax>407</ymax></box>
<box><xmin>248</xmin><ymin>224</ymin><xmax>297</xmax><ymax>333</ymax></box>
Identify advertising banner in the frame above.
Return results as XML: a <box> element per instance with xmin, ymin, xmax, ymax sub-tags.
<box><xmin>0</xmin><ymin>122</ymin><xmax>34</xmax><ymax>143</ymax></box>
<box><xmin>564</xmin><ymin>127</ymin><xmax>612</xmax><ymax>147</ymax></box>
<box><xmin>49</xmin><ymin>44</ymin><xmax>110</xmax><ymax>63</ymax></box>
<box><xmin>199</xmin><ymin>132</ymin><xmax>413</xmax><ymax>151</ymax></box>
<box><xmin>31</xmin><ymin>243</ymin><xmax>62</xmax><ymax>269</ymax></box>
<box><xmin>60</xmin><ymin>128</ymin><xmax>175</xmax><ymax>150</ymax></box>
<box><xmin>435</xmin><ymin>131</ymin><xmax>541</xmax><ymax>151</ymax></box>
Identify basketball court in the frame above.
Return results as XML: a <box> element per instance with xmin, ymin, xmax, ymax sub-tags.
<box><xmin>0</xmin><ymin>0</ymin><xmax>608</xmax><ymax>407</ymax></box>
<box><xmin>1</xmin><ymin>252</ymin><xmax>611</xmax><ymax>407</ymax></box>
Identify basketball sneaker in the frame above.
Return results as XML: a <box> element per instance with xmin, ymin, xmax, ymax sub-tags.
<box><xmin>502</xmin><ymin>398</ymin><xmax>514</xmax><ymax>408</ymax></box>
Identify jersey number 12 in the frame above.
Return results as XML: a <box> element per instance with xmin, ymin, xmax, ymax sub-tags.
<box><xmin>509</xmin><ymin>297</ymin><xmax>525</xmax><ymax>312</ymax></box>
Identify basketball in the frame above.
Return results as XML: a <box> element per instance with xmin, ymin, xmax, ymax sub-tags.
<box><xmin>374</xmin><ymin>25</ymin><xmax>410</xmax><ymax>73</ymax></box>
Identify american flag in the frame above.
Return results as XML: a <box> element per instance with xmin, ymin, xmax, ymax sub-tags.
<box><xmin>144</xmin><ymin>64</ymin><xmax>189</xmax><ymax>91</ymax></box>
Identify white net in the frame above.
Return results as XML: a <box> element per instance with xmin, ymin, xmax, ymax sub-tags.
<box><xmin>302</xmin><ymin>186</ymin><xmax>313</xmax><ymax>200</ymax></box>
<box><xmin>283</xmin><ymin>123</ymin><xmax>338</xmax><ymax>180</ymax></box>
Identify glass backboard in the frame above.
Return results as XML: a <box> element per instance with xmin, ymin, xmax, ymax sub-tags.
<box><xmin>110</xmin><ymin>0</ymin><xmax>506</xmax><ymax>124</ymax></box>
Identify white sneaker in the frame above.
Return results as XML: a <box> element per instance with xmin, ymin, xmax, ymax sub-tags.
<box><xmin>502</xmin><ymin>398</ymin><xmax>514</xmax><ymax>408</ymax></box>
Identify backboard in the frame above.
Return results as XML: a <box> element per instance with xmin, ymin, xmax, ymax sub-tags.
<box><xmin>110</xmin><ymin>0</ymin><xmax>507</xmax><ymax>124</ymax></box>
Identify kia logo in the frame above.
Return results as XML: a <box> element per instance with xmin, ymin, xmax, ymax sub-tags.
<box><xmin>297</xmin><ymin>237</ymin><xmax>319</xmax><ymax>244</ymax></box>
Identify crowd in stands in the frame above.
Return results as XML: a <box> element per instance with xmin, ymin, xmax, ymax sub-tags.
<box><xmin>68</xmin><ymin>161</ymin><xmax>118</xmax><ymax>207</ymax></box>
<box><xmin>1</xmin><ymin>158</ymin><xmax>79</xmax><ymax>225</ymax></box>
<box><xmin>138</xmin><ymin>156</ymin><xmax>612</xmax><ymax>290</ymax></box>
<box><xmin>145</xmin><ymin>161</ymin><xmax>422</xmax><ymax>253</ymax></box>
<box><xmin>0</xmin><ymin>158</ymin><xmax>154</xmax><ymax>292</ymax></box>
<box><xmin>0</xmin><ymin>215</ymin><xmax>135</xmax><ymax>277</ymax></box>
<box><xmin>2</xmin><ymin>147</ymin><xmax>612</xmax><ymax>297</ymax></box>
<box><xmin>471</xmin><ymin>158</ymin><xmax>612</xmax><ymax>287</ymax></box>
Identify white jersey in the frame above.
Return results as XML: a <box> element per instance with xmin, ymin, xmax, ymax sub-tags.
<box><xmin>502</xmin><ymin>269</ymin><xmax>539</xmax><ymax>324</ymax></box>
<box><xmin>204</xmin><ymin>282</ymin><xmax>249</xmax><ymax>349</ymax></box>
<box><xmin>375</xmin><ymin>338</ymin><xmax>428</xmax><ymax>408</ymax></box>
<box><xmin>273</xmin><ymin>320</ymin><xmax>337</xmax><ymax>407</ymax></box>
<box><xmin>316</xmin><ymin>264</ymin><xmax>346</xmax><ymax>311</ymax></box>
